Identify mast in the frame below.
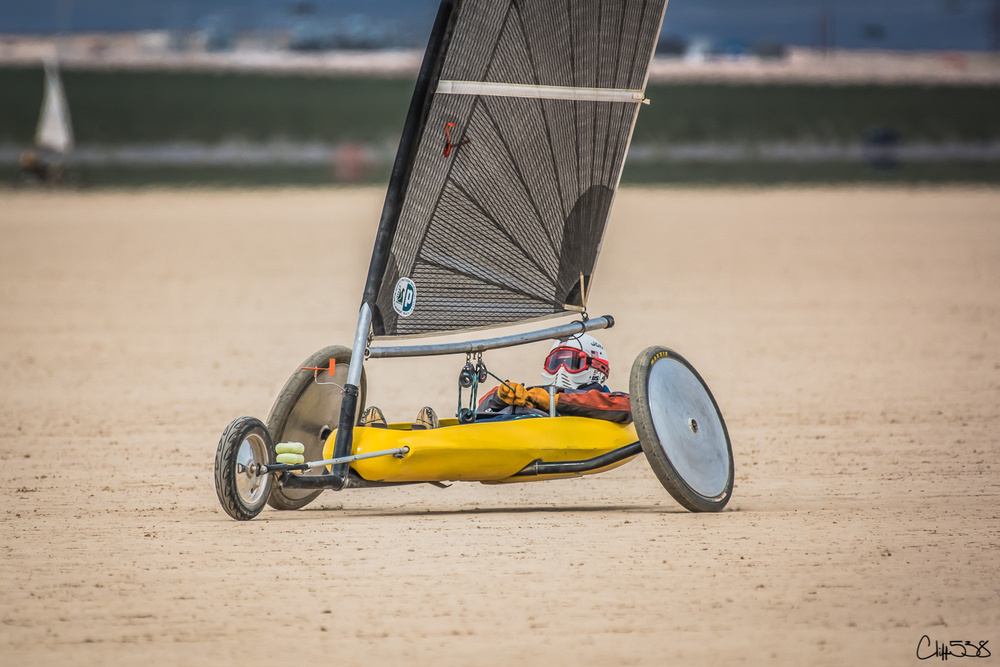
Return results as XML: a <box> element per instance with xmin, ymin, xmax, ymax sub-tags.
<box><xmin>362</xmin><ymin>0</ymin><xmax>461</xmax><ymax>333</ymax></box>
<box><xmin>329</xmin><ymin>0</ymin><xmax>461</xmax><ymax>488</ymax></box>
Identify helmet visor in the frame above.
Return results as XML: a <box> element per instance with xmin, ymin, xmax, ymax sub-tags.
<box><xmin>544</xmin><ymin>347</ymin><xmax>609</xmax><ymax>377</ymax></box>
<box><xmin>544</xmin><ymin>348</ymin><xmax>589</xmax><ymax>373</ymax></box>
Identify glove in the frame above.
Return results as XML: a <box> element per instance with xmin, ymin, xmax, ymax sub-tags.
<box><xmin>525</xmin><ymin>387</ymin><xmax>553</xmax><ymax>410</ymax></box>
<box><xmin>497</xmin><ymin>381</ymin><xmax>529</xmax><ymax>406</ymax></box>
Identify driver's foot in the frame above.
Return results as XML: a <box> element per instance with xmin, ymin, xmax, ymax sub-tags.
<box><xmin>412</xmin><ymin>406</ymin><xmax>439</xmax><ymax>430</ymax></box>
<box><xmin>360</xmin><ymin>406</ymin><xmax>388</xmax><ymax>429</ymax></box>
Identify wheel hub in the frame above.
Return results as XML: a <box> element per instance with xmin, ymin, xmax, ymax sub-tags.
<box><xmin>235</xmin><ymin>436</ymin><xmax>268</xmax><ymax>505</ymax></box>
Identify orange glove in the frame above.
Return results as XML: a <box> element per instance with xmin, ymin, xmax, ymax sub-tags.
<box><xmin>497</xmin><ymin>381</ymin><xmax>529</xmax><ymax>406</ymax></box>
<box><xmin>525</xmin><ymin>387</ymin><xmax>553</xmax><ymax>410</ymax></box>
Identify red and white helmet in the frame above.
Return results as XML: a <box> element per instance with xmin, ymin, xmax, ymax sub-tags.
<box><xmin>540</xmin><ymin>333</ymin><xmax>610</xmax><ymax>389</ymax></box>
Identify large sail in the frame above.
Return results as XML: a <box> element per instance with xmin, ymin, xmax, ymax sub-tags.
<box><xmin>364</xmin><ymin>0</ymin><xmax>668</xmax><ymax>337</ymax></box>
<box><xmin>35</xmin><ymin>60</ymin><xmax>74</xmax><ymax>154</ymax></box>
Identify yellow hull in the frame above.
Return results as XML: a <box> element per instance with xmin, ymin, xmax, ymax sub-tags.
<box><xmin>323</xmin><ymin>417</ymin><xmax>639</xmax><ymax>484</ymax></box>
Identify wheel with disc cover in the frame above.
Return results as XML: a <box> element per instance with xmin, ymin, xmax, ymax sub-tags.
<box><xmin>215</xmin><ymin>416</ymin><xmax>274</xmax><ymax>521</ymax></box>
<box><xmin>629</xmin><ymin>347</ymin><xmax>734</xmax><ymax>512</ymax></box>
<box><xmin>265</xmin><ymin>345</ymin><xmax>367</xmax><ymax>511</ymax></box>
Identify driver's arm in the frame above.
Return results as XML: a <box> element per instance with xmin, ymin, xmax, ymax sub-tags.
<box><xmin>554</xmin><ymin>390</ymin><xmax>632</xmax><ymax>424</ymax></box>
<box><xmin>478</xmin><ymin>386</ymin><xmax>507</xmax><ymax>412</ymax></box>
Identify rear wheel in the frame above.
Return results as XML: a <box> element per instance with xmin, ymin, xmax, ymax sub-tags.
<box><xmin>214</xmin><ymin>416</ymin><xmax>274</xmax><ymax>521</ymax></box>
<box><xmin>629</xmin><ymin>347</ymin><xmax>734</xmax><ymax>512</ymax></box>
<box><xmin>265</xmin><ymin>345</ymin><xmax>366</xmax><ymax>511</ymax></box>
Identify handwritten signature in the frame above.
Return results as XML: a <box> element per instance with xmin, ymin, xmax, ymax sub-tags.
<box><xmin>917</xmin><ymin>635</ymin><xmax>991</xmax><ymax>660</ymax></box>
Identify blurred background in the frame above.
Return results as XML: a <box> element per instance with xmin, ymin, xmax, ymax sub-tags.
<box><xmin>2</xmin><ymin>0</ymin><xmax>999</xmax><ymax>187</ymax></box>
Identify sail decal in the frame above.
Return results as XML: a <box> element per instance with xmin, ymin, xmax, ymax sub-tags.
<box><xmin>367</xmin><ymin>0</ymin><xmax>669</xmax><ymax>338</ymax></box>
<box><xmin>437</xmin><ymin>80</ymin><xmax>645</xmax><ymax>103</ymax></box>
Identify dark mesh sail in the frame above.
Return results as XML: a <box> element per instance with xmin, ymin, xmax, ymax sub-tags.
<box><xmin>368</xmin><ymin>0</ymin><xmax>668</xmax><ymax>337</ymax></box>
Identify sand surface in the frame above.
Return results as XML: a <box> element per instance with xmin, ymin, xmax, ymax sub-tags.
<box><xmin>1</xmin><ymin>187</ymin><xmax>997</xmax><ymax>665</ymax></box>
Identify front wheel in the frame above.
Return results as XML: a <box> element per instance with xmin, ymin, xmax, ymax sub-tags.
<box><xmin>265</xmin><ymin>345</ymin><xmax>366</xmax><ymax>511</ymax></box>
<box><xmin>629</xmin><ymin>347</ymin><xmax>734</xmax><ymax>512</ymax></box>
<box><xmin>214</xmin><ymin>416</ymin><xmax>274</xmax><ymax>521</ymax></box>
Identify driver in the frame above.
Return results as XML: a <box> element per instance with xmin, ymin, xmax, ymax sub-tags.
<box><xmin>478</xmin><ymin>333</ymin><xmax>632</xmax><ymax>424</ymax></box>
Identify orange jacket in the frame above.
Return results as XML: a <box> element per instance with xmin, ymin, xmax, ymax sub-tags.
<box><xmin>478</xmin><ymin>382</ymin><xmax>632</xmax><ymax>424</ymax></box>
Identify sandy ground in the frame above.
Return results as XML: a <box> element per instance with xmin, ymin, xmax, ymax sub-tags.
<box><xmin>0</xmin><ymin>187</ymin><xmax>997</xmax><ymax>665</ymax></box>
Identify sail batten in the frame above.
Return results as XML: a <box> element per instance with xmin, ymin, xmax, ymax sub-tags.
<box><xmin>438</xmin><ymin>80</ymin><xmax>645</xmax><ymax>103</ymax></box>
<box><xmin>367</xmin><ymin>0</ymin><xmax>668</xmax><ymax>338</ymax></box>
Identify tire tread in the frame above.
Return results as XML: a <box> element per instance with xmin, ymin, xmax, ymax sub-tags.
<box><xmin>214</xmin><ymin>415</ymin><xmax>273</xmax><ymax>521</ymax></box>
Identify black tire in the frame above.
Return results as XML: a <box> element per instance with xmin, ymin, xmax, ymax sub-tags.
<box><xmin>214</xmin><ymin>416</ymin><xmax>274</xmax><ymax>521</ymax></box>
<box><xmin>629</xmin><ymin>347</ymin><xmax>734</xmax><ymax>512</ymax></box>
<box><xmin>265</xmin><ymin>345</ymin><xmax>366</xmax><ymax>511</ymax></box>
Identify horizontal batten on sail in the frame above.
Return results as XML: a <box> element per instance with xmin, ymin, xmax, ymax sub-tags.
<box><xmin>437</xmin><ymin>80</ymin><xmax>646</xmax><ymax>104</ymax></box>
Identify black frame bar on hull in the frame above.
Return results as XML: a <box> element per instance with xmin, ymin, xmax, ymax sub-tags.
<box><xmin>277</xmin><ymin>470</ymin><xmax>428</xmax><ymax>490</ymax></box>
<box><xmin>512</xmin><ymin>442</ymin><xmax>642</xmax><ymax>477</ymax></box>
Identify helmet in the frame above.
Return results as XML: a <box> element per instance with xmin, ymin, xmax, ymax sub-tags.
<box><xmin>540</xmin><ymin>333</ymin><xmax>610</xmax><ymax>390</ymax></box>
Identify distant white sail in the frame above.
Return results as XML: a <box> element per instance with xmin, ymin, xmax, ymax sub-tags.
<box><xmin>35</xmin><ymin>60</ymin><xmax>74</xmax><ymax>154</ymax></box>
